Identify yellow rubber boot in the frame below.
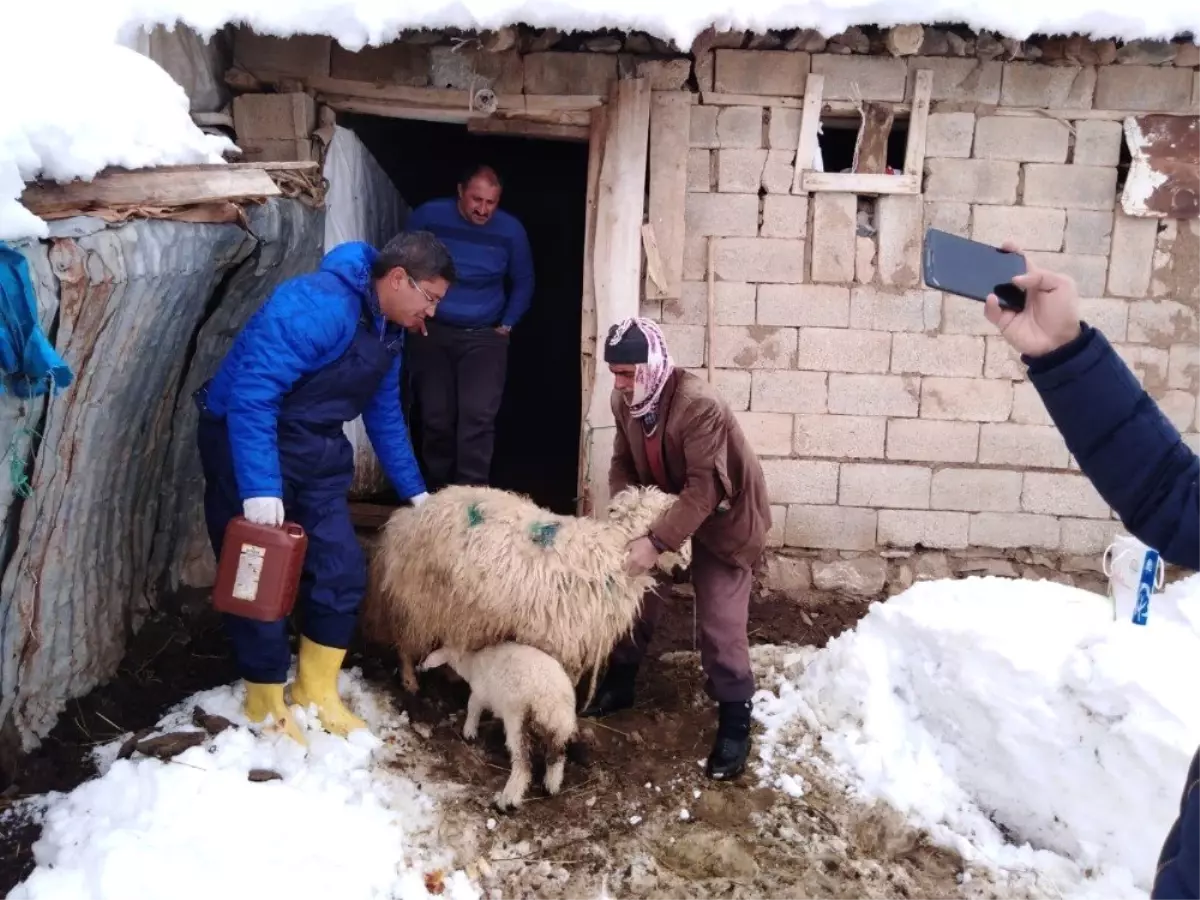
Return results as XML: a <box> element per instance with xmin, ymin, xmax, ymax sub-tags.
<box><xmin>244</xmin><ymin>682</ymin><xmax>307</xmax><ymax>746</ymax></box>
<box><xmin>289</xmin><ymin>637</ymin><xmax>368</xmax><ymax>737</ymax></box>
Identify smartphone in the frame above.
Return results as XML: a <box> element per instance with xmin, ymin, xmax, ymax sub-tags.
<box><xmin>923</xmin><ymin>228</ymin><xmax>1027</xmax><ymax>311</ymax></box>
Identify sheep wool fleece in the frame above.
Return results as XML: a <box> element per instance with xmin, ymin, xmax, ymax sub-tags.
<box><xmin>194</xmin><ymin>242</ymin><xmax>420</xmax><ymax>684</ymax></box>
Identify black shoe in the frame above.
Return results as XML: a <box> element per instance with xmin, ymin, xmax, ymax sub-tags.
<box><xmin>706</xmin><ymin>701</ymin><xmax>752</xmax><ymax>781</ymax></box>
<box><xmin>580</xmin><ymin>663</ymin><xmax>638</xmax><ymax>718</ymax></box>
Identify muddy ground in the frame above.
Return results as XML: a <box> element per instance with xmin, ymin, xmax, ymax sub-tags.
<box><xmin>0</xmin><ymin>585</ymin><xmax>981</xmax><ymax>899</ymax></box>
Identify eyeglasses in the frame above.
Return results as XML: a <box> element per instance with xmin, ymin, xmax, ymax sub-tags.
<box><xmin>409</xmin><ymin>276</ymin><xmax>439</xmax><ymax>309</ymax></box>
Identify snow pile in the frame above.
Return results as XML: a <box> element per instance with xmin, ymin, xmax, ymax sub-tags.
<box><xmin>754</xmin><ymin>574</ymin><xmax>1200</xmax><ymax>897</ymax></box>
<box><xmin>6</xmin><ymin>670</ymin><xmax>478</xmax><ymax>900</ymax></box>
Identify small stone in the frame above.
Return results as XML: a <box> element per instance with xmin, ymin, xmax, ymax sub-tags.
<box><xmin>1174</xmin><ymin>42</ymin><xmax>1200</xmax><ymax>67</ymax></box>
<box><xmin>785</xmin><ymin>29</ymin><xmax>827</xmax><ymax>52</ymax></box>
<box><xmin>525</xmin><ymin>28</ymin><xmax>561</xmax><ymax>52</ymax></box>
<box><xmin>829</xmin><ymin>26</ymin><xmax>870</xmax><ymax>54</ymax></box>
<box><xmin>649</xmin><ymin>36</ymin><xmax>678</xmax><ymax>54</ymax></box>
<box><xmin>135</xmin><ymin>731</ymin><xmax>207</xmax><ymax>760</ymax></box>
<box><xmin>763</xmin><ymin>555</ymin><xmax>811</xmax><ymax>597</ymax></box>
<box><xmin>812</xmin><ymin>558</ymin><xmax>888</xmax><ymax>597</ymax></box>
<box><xmin>481</xmin><ymin>26</ymin><xmax>518</xmax><ymax>53</ymax></box>
<box><xmin>955</xmin><ymin>558</ymin><xmax>1020</xmax><ymax>579</ymax></box>
<box><xmin>193</xmin><ymin>706</ymin><xmax>234</xmax><ymax>736</ymax></box>
<box><xmin>920</xmin><ymin>28</ymin><xmax>952</xmax><ymax>56</ymax></box>
<box><xmin>586</xmin><ymin>36</ymin><xmax>623</xmax><ymax>53</ymax></box>
<box><xmin>946</xmin><ymin>32</ymin><xmax>972</xmax><ymax>56</ymax></box>
<box><xmin>747</xmin><ymin>32</ymin><xmax>783</xmax><ymax>50</ymax></box>
<box><xmin>1000</xmin><ymin>38</ymin><xmax>1027</xmax><ymax>59</ymax></box>
<box><xmin>891</xmin><ymin>564</ymin><xmax>915</xmax><ymax>595</ymax></box>
<box><xmin>914</xmin><ymin>552</ymin><xmax>952</xmax><ymax>581</ymax></box>
<box><xmin>623</xmin><ymin>32</ymin><xmax>653</xmax><ymax>54</ymax></box>
<box><xmin>976</xmin><ymin>32</ymin><xmax>1006</xmax><ymax>60</ymax></box>
<box><xmin>248</xmin><ymin>768</ymin><xmax>283</xmax><ymax>783</ymax></box>
<box><xmin>886</xmin><ymin>25</ymin><xmax>924</xmax><ymax>57</ymax></box>
<box><xmin>1116</xmin><ymin>39</ymin><xmax>1176</xmax><ymax>66</ymax></box>
<box><xmin>116</xmin><ymin>727</ymin><xmax>156</xmax><ymax>761</ymax></box>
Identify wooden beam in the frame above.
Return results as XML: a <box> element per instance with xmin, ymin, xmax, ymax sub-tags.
<box><xmin>800</xmin><ymin>171</ymin><xmax>921</xmax><ymax>194</ymax></box>
<box><xmin>706</xmin><ymin>237</ymin><xmax>716</xmax><ymax>384</ymax></box>
<box><xmin>577</xmin><ymin>105</ymin><xmax>608</xmax><ymax>515</ymax></box>
<box><xmin>791</xmin><ymin>74</ymin><xmax>824</xmax><ymax>194</ymax></box>
<box><xmin>21</xmin><ymin>167</ymin><xmax>282</xmax><ymax>216</ymax></box>
<box><xmin>644</xmin><ymin>91</ymin><xmax>691</xmax><ymax>301</ymax></box>
<box><xmin>855</xmin><ymin>102</ymin><xmax>895</xmax><ymax>174</ymax></box>
<box><xmin>641</xmin><ymin>223</ymin><xmax>668</xmax><ymax>293</ymax></box>
<box><xmin>467</xmin><ymin>116</ymin><xmax>589</xmax><ymax>142</ymax></box>
<box><xmin>703</xmin><ymin>90</ymin><xmax>911</xmax><ymax>117</ymax></box>
<box><xmin>903</xmin><ymin>69</ymin><xmax>933</xmax><ymax>181</ymax></box>
<box><xmin>349</xmin><ymin>502</ymin><xmax>396</xmax><ymax>530</ymax></box>
<box><xmin>309</xmin><ymin>75</ymin><xmax>603</xmax><ymax>114</ymax></box>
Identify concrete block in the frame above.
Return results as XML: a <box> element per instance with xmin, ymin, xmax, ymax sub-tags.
<box><xmin>1168</xmin><ymin>342</ymin><xmax>1199</xmax><ymax>392</ymax></box>
<box><xmin>715</xmin><ymin>50</ymin><xmax>809</xmax><ymax>96</ymax></box>
<box><xmin>886</xmin><ymin>419</ymin><xmax>979</xmax><ymax>462</ymax></box>
<box><xmin>717</xmin><ymin>107</ymin><xmax>766</xmax><ymax>148</ymax></box>
<box><xmin>690</xmin><ymin>106</ymin><xmax>720</xmax><ymax>148</ymax></box>
<box><xmin>1095</xmin><ymin>65</ymin><xmax>1195</xmax><ymax>111</ymax></box>
<box><xmin>1127</xmin><ymin>299</ymin><xmax>1199</xmax><ymax>345</ymax></box>
<box><xmin>760</xmin><ymin>150</ymin><xmax>796</xmax><ymax>194</ymax></box>
<box><xmin>971</xmin><ymin>205</ymin><xmax>1065</xmax><ymax>252</ymax></box>
<box><xmin>233</xmin><ymin>29</ymin><xmax>331</xmax><ymax>78</ymax></box>
<box><xmin>670</xmin><ymin>281</ymin><xmax>757</xmax><ymax>325</ymax></box>
<box><xmin>1073</xmin><ymin>121</ymin><xmax>1123</xmax><ymax>167</ymax></box>
<box><xmin>978</xmin><ymin>423</ymin><xmax>1070</xmax><ymax>468</ymax></box>
<box><xmin>1024</xmin><ymin>252</ymin><xmax>1110</xmax><ymax>297</ymax></box>
<box><xmin>714</xmin><ymin>238</ymin><xmax>805</xmax><ymax>282</ymax></box>
<box><xmin>811</xmin><ymin>54</ymin><xmax>908</xmax><ymax>101</ymax></box>
<box><xmin>767</xmin><ymin>107</ymin><xmax>800</xmax><ymax>149</ymax></box>
<box><xmin>924</xmin><ymin>158</ymin><xmax>1019</xmax><ymax>205</ymax></box>
<box><xmin>931</xmin><ymin>468</ymin><xmax>1023</xmax><ymax>512</ymax></box>
<box><xmin>1106</xmin><ymin>213</ymin><xmax>1159</xmax><ymax>297</ymax></box>
<box><xmin>1000</xmin><ymin>63</ymin><xmax>1096</xmax><ymax>108</ymax></box>
<box><xmin>1022</xmin><ymin>164</ymin><xmax>1116</xmax><ymax>210</ymax></box>
<box><xmin>811</xmin><ymin>194</ymin><xmax>857</xmax><ymax>282</ymax></box>
<box><xmin>907</xmin><ymin>58</ymin><xmax>1002</xmax><ymax>103</ymax></box>
<box><xmin>879</xmin><ymin>510</ymin><xmax>970</xmax><ymax>549</ymax></box>
<box><xmin>969</xmin><ymin>512</ymin><xmax>1060</xmax><ymax>550</ymax></box>
<box><xmin>750</xmin><ymin>370</ymin><xmax>829</xmax><ymax>414</ymax></box>
<box><xmin>1059</xmin><ymin>518</ymin><xmax>1123</xmax><ymax>555</ymax></box>
<box><xmin>523</xmin><ymin>52</ymin><xmax>617</xmax><ymax>94</ymax></box>
<box><xmin>757</xmin><ymin>284</ymin><xmax>849</xmax><ymax>328</ymax></box>
<box><xmin>687</xmin><ymin>149</ymin><xmax>712</xmax><ymax>191</ymax></box>
<box><xmin>233</xmin><ymin>92</ymin><xmax>316</xmax><ymax>142</ymax></box>
<box><xmin>717</xmin><ymin>149</ymin><xmax>768</xmax><ymax>193</ymax></box>
<box><xmin>840</xmin><ymin>463</ymin><xmax>931</xmax><ymax>509</ymax></box>
<box><xmin>1159</xmin><ymin>390</ymin><xmax>1197</xmax><ymax>432</ymax></box>
<box><xmin>926</xmin><ymin>113</ymin><xmax>975</xmax><ymax>158</ymax></box>
<box><xmin>891</xmin><ymin>334</ymin><xmax>985</xmax><ymax>377</ymax></box>
<box><xmin>658</xmin><ymin>324</ymin><xmax>706</xmax><ymax>367</ymax></box>
<box><xmin>1022</xmin><ymin>472</ymin><xmax>1111</xmax><ymax>519</ymax></box>
<box><xmin>766</xmin><ymin>504</ymin><xmax>787</xmax><ymax>548</ymax></box>
<box><xmin>634</xmin><ymin>58</ymin><xmax>692</xmax><ymax>90</ymax></box>
<box><xmin>849</xmin><ymin>287</ymin><xmax>940</xmax><ymax>332</ymax></box>
<box><xmin>683</xmin><ymin>368</ymin><xmax>752</xmax><ymax>410</ymax></box>
<box><xmin>1114</xmin><ymin>343</ymin><xmax>1171</xmax><ymax>389</ymax></box>
<box><xmin>856</xmin><ymin>237</ymin><xmax>876</xmax><ymax>284</ymax></box>
<box><xmin>876</xmin><ymin>195</ymin><xmax>925</xmax><ymax>288</ymax></box>
<box><xmin>985</xmin><ymin>335</ymin><xmax>1027</xmax><ymax>380</ymax></box>
<box><xmin>237</xmin><ymin>138</ymin><xmax>314</xmax><ymax>163</ymax></box>
<box><xmin>684</xmin><ymin>192</ymin><xmax>759</xmax><ymax>237</ymax></box>
<box><xmin>797</xmin><ymin>328</ymin><xmax>893</xmax><ymax>374</ymax></box>
<box><xmin>429</xmin><ymin>46</ymin><xmax>522</xmax><ymax>92</ymax></box>
<box><xmin>1080</xmin><ymin>297</ymin><xmax>1130</xmax><ymax>342</ymax></box>
<box><xmin>761</xmin><ymin>195</ymin><xmax>809</xmax><ymax>238</ymax></box>
<box><xmin>713</xmin><ymin>325</ymin><xmax>798</xmax><ymax>369</ymax></box>
<box><xmin>920</xmin><ymin>376</ymin><xmax>1013</xmax><ymax>421</ymax></box>
<box><xmin>1064</xmin><ymin>210</ymin><xmax>1113</xmax><ymax>255</ymax></box>
<box><xmin>925</xmin><ymin>202</ymin><xmax>970</xmax><ymax>238</ymax></box>
<box><xmin>940</xmin><ymin>294</ymin><xmax>995</xmax><ymax>335</ymax></box>
<box><xmin>332</xmin><ymin>41</ymin><xmax>430</xmax><ymax>86</ymax></box>
<box><xmin>760</xmin><ymin>459</ymin><xmax>839</xmax><ymax>504</ymax></box>
<box><xmin>974</xmin><ymin>116</ymin><xmax>1070</xmax><ymax>163</ymax></box>
<box><xmin>828</xmin><ymin>373</ymin><xmax>920</xmax><ymax>417</ymax></box>
<box><xmin>735</xmin><ymin>412</ymin><xmax>795</xmax><ymax>456</ymax></box>
<box><xmin>793</xmin><ymin>414</ymin><xmax>887</xmax><ymax>458</ymax></box>
<box><xmin>785</xmin><ymin>505</ymin><xmax>878</xmax><ymax>550</ymax></box>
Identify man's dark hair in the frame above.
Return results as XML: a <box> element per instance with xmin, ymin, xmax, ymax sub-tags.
<box><xmin>458</xmin><ymin>163</ymin><xmax>503</xmax><ymax>191</ymax></box>
<box><xmin>373</xmin><ymin>230</ymin><xmax>457</xmax><ymax>284</ymax></box>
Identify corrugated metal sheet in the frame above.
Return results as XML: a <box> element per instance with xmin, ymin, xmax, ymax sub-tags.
<box><xmin>1121</xmin><ymin>115</ymin><xmax>1200</xmax><ymax>219</ymax></box>
<box><xmin>0</xmin><ymin>199</ymin><xmax>324</xmax><ymax>757</ymax></box>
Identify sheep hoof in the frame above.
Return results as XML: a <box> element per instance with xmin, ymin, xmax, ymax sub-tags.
<box><xmin>492</xmin><ymin>793</ymin><xmax>521</xmax><ymax>814</ymax></box>
<box><xmin>462</xmin><ymin>727</ymin><xmax>477</xmax><ymax>742</ymax></box>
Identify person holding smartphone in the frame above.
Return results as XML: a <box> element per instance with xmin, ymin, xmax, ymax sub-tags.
<box><xmin>984</xmin><ymin>245</ymin><xmax>1198</xmax><ymax>900</ymax></box>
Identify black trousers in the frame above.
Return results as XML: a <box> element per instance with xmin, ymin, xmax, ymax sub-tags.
<box><xmin>408</xmin><ymin>319</ymin><xmax>509</xmax><ymax>489</ymax></box>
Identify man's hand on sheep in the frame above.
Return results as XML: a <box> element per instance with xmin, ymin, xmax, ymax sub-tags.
<box><xmin>625</xmin><ymin>536</ymin><xmax>661</xmax><ymax>575</ymax></box>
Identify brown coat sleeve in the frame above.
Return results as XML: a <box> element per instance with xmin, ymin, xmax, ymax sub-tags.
<box><xmin>649</xmin><ymin>401</ymin><xmax>726</xmax><ymax>550</ymax></box>
<box><xmin>608</xmin><ymin>391</ymin><xmax>639</xmax><ymax>498</ymax></box>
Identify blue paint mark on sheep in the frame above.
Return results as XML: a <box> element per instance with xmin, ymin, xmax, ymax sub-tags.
<box><xmin>467</xmin><ymin>504</ymin><xmax>484</xmax><ymax>527</ymax></box>
<box><xmin>529</xmin><ymin>522</ymin><xmax>560</xmax><ymax>547</ymax></box>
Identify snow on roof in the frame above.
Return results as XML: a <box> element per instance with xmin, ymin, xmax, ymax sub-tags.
<box><xmin>1</xmin><ymin>1</ymin><xmax>1198</xmax><ymax>243</ymax></box>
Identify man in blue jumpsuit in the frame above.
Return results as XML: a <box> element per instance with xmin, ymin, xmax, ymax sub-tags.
<box><xmin>193</xmin><ymin>231</ymin><xmax>456</xmax><ymax>745</ymax></box>
<box><xmin>985</xmin><ymin>246</ymin><xmax>1198</xmax><ymax>900</ymax></box>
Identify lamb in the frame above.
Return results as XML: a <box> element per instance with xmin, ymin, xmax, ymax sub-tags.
<box><xmin>418</xmin><ymin>642</ymin><xmax>577</xmax><ymax>811</ymax></box>
<box><xmin>358</xmin><ymin>484</ymin><xmax>690</xmax><ymax>709</ymax></box>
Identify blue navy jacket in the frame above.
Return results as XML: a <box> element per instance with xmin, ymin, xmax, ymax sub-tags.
<box><xmin>203</xmin><ymin>241</ymin><xmax>425</xmax><ymax>502</ymax></box>
<box><xmin>1026</xmin><ymin>323</ymin><xmax>1198</xmax><ymax>569</ymax></box>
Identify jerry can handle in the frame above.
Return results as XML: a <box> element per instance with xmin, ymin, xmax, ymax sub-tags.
<box><xmin>284</xmin><ymin>522</ymin><xmax>306</xmax><ymax>539</ymax></box>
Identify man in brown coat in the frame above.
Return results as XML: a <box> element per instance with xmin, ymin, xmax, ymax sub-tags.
<box><xmin>582</xmin><ymin>317</ymin><xmax>772</xmax><ymax>780</ymax></box>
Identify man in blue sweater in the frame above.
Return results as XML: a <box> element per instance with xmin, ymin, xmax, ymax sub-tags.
<box><xmin>403</xmin><ymin>164</ymin><xmax>535</xmax><ymax>489</ymax></box>
<box><xmin>985</xmin><ymin>246</ymin><xmax>1198</xmax><ymax>900</ymax></box>
<box><xmin>194</xmin><ymin>232</ymin><xmax>455</xmax><ymax>745</ymax></box>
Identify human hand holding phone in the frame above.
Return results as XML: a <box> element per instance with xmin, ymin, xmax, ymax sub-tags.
<box><xmin>983</xmin><ymin>242</ymin><xmax>1082</xmax><ymax>358</ymax></box>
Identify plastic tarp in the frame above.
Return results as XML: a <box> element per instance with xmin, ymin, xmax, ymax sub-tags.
<box><xmin>322</xmin><ymin>125</ymin><xmax>410</xmax><ymax>497</ymax></box>
<box><xmin>122</xmin><ymin>23</ymin><xmax>229</xmax><ymax>113</ymax></box>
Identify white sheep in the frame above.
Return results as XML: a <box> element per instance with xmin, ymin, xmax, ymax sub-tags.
<box><xmin>418</xmin><ymin>642</ymin><xmax>578</xmax><ymax>811</ymax></box>
<box><xmin>358</xmin><ymin>484</ymin><xmax>690</xmax><ymax>711</ymax></box>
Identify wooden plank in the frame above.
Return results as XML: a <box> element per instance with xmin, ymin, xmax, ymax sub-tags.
<box><xmin>903</xmin><ymin>69</ymin><xmax>933</xmax><ymax>180</ymax></box>
<box><xmin>800</xmin><ymin>171</ymin><xmax>921</xmax><ymax>194</ymax></box>
<box><xmin>577</xmin><ymin>105</ymin><xmax>608</xmax><ymax>515</ymax></box>
<box><xmin>322</xmin><ymin>96</ymin><xmax>474</xmax><ymax>124</ymax></box>
<box><xmin>309</xmin><ymin>75</ymin><xmax>602</xmax><ymax>114</ymax></box>
<box><xmin>985</xmin><ymin>107</ymin><xmax>1198</xmax><ymax>122</ymax></box>
<box><xmin>855</xmin><ymin>102</ymin><xmax>895</xmax><ymax>174</ymax></box>
<box><xmin>21</xmin><ymin>168</ymin><xmax>282</xmax><ymax>216</ymax></box>
<box><xmin>791</xmin><ymin>74</ymin><xmax>825</xmax><ymax>194</ymax></box>
<box><xmin>641</xmin><ymin>223</ymin><xmax>668</xmax><ymax>293</ymax></box>
<box><xmin>349</xmin><ymin>502</ymin><xmax>397</xmax><ymax>530</ymax></box>
<box><xmin>703</xmin><ymin>90</ymin><xmax>910</xmax><ymax>117</ymax></box>
<box><xmin>706</xmin><ymin>237</ymin><xmax>716</xmax><ymax>384</ymax></box>
<box><xmin>644</xmin><ymin>91</ymin><xmax>691</xmax><ymax>301</ymax></box>
<box><xmin>468</xmin><ymin>117</ymin><xmax>589</xmax><ymax>142</ymax></box>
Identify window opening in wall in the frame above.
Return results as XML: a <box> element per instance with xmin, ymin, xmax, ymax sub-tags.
<box><xmin>818</xmin><ymin>114</ymin><xmax>911</xmax><ymax>175</ymax></box>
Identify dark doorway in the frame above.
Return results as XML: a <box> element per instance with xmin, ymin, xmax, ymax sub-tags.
<box><xmin>340</xmin><ymin>113</ymin><xmax>589</xmax><ymax>515</ymax></box>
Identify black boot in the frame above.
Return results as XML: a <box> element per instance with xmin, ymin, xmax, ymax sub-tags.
<box><xmin>581</xmin><ymin>663</ymin><xmax>638</xmax><ymax>718</ymax></box>
<box><xmin>706</xmin><ymin>700</ymin><xmax>752</xmax><ymax>781</ymax></box>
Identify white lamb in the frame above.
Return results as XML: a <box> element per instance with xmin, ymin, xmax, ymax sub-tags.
<box><xmin>419</xmin><ymin>642</ymin><xmax>578</xmax><ymax>812</ymax></box>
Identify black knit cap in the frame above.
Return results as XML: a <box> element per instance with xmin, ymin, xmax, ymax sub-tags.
<box><xmin>603</xmin><ymin>322</ymin><xmax>649</xmax><ymax>364</ymax></box>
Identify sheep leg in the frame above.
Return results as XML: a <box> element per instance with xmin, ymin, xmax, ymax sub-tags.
<box><xmin>399</xmin><ymin>652</ymin><xmax>419</xmax><ymax>693</ymax></box>
<box><xmin>463</xmin><ymin>691</ymin><xmax>484</xmax><ymax>742</ymax></box>
<box><xmin>543</xmin><ymin>737</ymin><xmax>568</xmax><ymax>796</ymax></box>
<box><xmin>494</xmin><ymin>711</ymin><xmax>532</xmax><ymax>812</ymax></box>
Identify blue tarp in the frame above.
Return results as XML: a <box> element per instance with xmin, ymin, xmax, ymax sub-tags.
<box><xmin>0</xmin><ymin>242</ymin><xmax>72</xmax><ymax>398</ymax></box>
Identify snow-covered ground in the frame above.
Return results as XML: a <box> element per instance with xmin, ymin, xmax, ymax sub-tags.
<box><xmin>754</xmin><ymin>573</ymin><xmax>1200</xmax><ymax>900</ymax></box>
